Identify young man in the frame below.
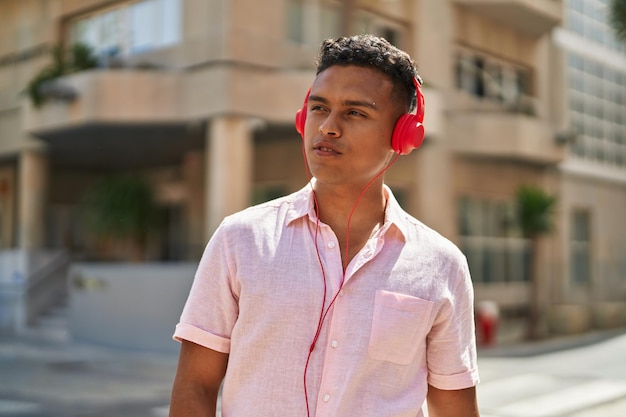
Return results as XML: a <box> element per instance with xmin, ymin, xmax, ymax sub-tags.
<box><xmin>170</xmin><ymin>35</ymin><xmax>480</xmax><ymax>417</ymax></box>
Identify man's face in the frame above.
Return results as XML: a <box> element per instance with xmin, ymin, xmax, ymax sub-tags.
<box><xmin>303</xmin><ymin>65</ymin><xmax>402</xmax><ymax>189</ymax></box>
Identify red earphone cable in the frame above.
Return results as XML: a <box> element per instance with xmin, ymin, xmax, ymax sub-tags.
<box><xmin>300</xmin><ymin>141</ymin><xmax>327</xmax><ymax>417</ymax></box>
<box><xmin>342</xmin><ymin>154</ymin><xmax>400</xmax><ymax>272</ymax></box>
<box><xmin>300</xmin><ymin>139</ymin><xmax>401</xmax><ymax>417</ymax></box>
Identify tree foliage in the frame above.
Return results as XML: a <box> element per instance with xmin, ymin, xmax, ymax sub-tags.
<box><xmin>24</xmin><ymin>42</ymin><xmax>97</xmax><ymax>107</ymax></box>
<box><xmin>516</xmin><ymin>185</ymin><xmax>557</xmax><ymax>340</ymax></box>
<box><xmin>516</xmin><ymin>185</ymin><xmax>557</xmax><ymax>239</ymax></box>
<box><xmin>609</xmin><ymin>0</ymin><xmax>626</xmax><ymax>41</ymax></box>
<box><xmin>81</xmin><ymin>175</ymin><xmax>164</xmax><ymax>253</ymax></box>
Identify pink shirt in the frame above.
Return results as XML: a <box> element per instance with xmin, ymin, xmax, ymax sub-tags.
<box><xmin>174</xmin><ymin>184</ymin><xmax>479</xmax><ymax>416</ymax></box>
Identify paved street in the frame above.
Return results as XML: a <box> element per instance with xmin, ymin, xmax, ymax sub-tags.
<box><xmin>478</xmin><ymin>330</ymin><xmax>626</xmax><ymax>417</ymax></box>
<box><xmin>0</xmin><ymin>327</ymin><xmax>625</xmax><ymax>416</ymax></box>
<box><xmin>0</xmin><ymin>331</ymin><xmax>178</xmax><ymax>417</ymax></box>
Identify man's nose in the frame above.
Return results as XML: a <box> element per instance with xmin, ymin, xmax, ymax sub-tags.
<box><xmin>318</xmin><ymin>113</ymin><xmax>341</xmax><ymax>137</ymax></box>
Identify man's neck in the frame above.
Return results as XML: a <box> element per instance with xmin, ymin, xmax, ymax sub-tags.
<box><xmin>312</xmin><ymin>180</ymin><xmax>387</xmax><ymax>268</ymax></box>
<box><xmin>313</xmin><ymin>180</ymin><xmax>386</xmax><ymax>220</ymax></box>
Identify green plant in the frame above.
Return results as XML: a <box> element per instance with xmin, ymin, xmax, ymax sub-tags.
<box><xmin>70</xmin><ymin>42</ymin><xmax>99</xmax><ymax>70</ymax></box>
<box><xmin>25</xmin><ymin>45</ymin><xmax>65</xmax><ymax>107</ymax></box>
<box><xmin>81</xmin><ymin>175</ymin><xmax>165</xmax><ymax>261</ymax></box>
<box><xmin>517</xmin><ymin>185</ymin><xmax>557</xmax><ymax>239</ymax></box>
<box><xmin>609</xmin><ymin>0</ymin><xmax>626</xmax><ymax>42</ymax></box>
<box><xmin>24</xmin><ymin>42</ymin><xmax>97</xmax><ymax>107</ymax></box>
<box><xmin>516</xmin><ymin>185</ymin><xmax>557</xmax><ymax>340</ymax></box>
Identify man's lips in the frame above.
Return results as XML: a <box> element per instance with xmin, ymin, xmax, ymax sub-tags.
<box><xmin>313</xmin><ymin>142</ymin><xmax>342</xmax><ymax>155</ymax></box>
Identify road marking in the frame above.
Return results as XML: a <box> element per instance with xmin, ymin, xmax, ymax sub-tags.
<box><xmin>485</xmin><ymin>378</ymin><xmax>626</xmax><ymax>417</ymax></box>
<box><xmin>151</xmin><ymin>405</ymin><xmax>169</xmax><ymax>416</ymax></box>
<box><xmin>0</xmin><ymin>399</ymin><xmax>42</xmax><ymax>414</ymax></box>
<box><xmin>478</xmin><ymin>373</ymin><xmax>573</xmax><ymax>408</ymax></box>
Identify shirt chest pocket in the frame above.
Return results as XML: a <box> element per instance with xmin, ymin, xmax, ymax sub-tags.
<box><xmin>368</xmin><ymin>290</ymin><xmax>434</xmax><ymax>365</ymax></box>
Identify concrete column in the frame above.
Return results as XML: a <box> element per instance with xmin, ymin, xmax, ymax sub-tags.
<box><xmin>18</xmin><ymin>149</ymin><xmax>48</xmax><ymax>249</ymax></box>
<box><xmin>182</xmin><ymin>151</ymin><xmax>206</xmax><ymax>258</ymax></box>
<box><xmin>416</xmin><ymin>140</ymin><xmax>455</xmax><ymax>240</ymax></box>
<box><xmin>206</xmin><ymin>116</ymin><xmax>253</xmax><ymax>238</ymax></box>
<box><xmin>0</xmin><ymin>166</ymin><xmax>16</xmax><ymax>248</ymax></box>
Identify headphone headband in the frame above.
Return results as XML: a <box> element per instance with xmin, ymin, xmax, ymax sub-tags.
<box><xmin>295</xmin><ymin>76</ymin><xmax>425</xmax><ymax>155</ymax></box>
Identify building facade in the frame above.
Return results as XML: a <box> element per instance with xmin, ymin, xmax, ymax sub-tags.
<box><xmin>551</xmin><ymin>0</ymin><xmax>626</xmax><ymax>332</ymax></box>
<box><xmin>0</xmin><ymin>0</ymin><xmax>624</xmax><ymax>337</ymax></box>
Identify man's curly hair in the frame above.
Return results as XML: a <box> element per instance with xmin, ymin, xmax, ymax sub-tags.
<box><xmin>315</xmin><ymin>34</ymin><xmax>421</xmax><ymax>112</ymax></box>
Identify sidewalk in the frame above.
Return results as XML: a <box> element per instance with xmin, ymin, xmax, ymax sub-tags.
<box><xmin>2</xmin><ymin>323</ymin><xmax>624</xmax><ymax>417</ymax></box>
<box><xmin>0</xmin><ymin>329</ymin><xmax>178</xmax><ymax>417</ymax></box>
<box><xmin>478</xmin><ymin>323</ymin><xmax>626</xmax><ymax>358</ymax></box>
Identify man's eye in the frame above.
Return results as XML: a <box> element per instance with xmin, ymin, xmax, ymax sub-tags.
<box><xmin>310</xmin><ymin>105</ymin><xmax>325</xmax><ymax>112</ymax></box>
<box><xmin>348</xmin><ymin>110</ymin><xmax>364</xmax><ymax>117</ymax></box>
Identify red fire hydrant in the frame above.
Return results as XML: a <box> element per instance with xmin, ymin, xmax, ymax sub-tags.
<box><xmin>476</xmin><ymin>301</ymin><xmax>499</xmax><ymax>347</ymax></box>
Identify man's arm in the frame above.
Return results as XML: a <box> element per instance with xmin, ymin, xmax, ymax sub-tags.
<box><xmin>170</xmin><ymin>340</ymin><xmax>229</xmax><ymax>417</ymax></box>
<box><xmin>427</xmin><ymin>384</ymin><xmax>480</xmax><ymax>417</ymax></box>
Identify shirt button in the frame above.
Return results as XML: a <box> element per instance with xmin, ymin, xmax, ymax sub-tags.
<box><xmin>323</xmin><ymin>393</ymin><xmax>330</xmax><ymax>402</ymax></box>
<box><xmin>331</xmin><ymin>340</ymin><xmax>339</xmax><ymax>348</ymax></box>
<box><xmin>338</xmin><ymin>290</ymin><xmax>344</xmax><ymax>297</ymax></box>
<box><xmin>327</xmin><ymin>242</ymin><xmax>336</xmax><ymax>249</ymax></box>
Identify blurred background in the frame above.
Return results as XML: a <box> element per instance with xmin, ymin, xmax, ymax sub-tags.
<box><xmin>0</xmin><ymin>0</ymin><xmax>624</xmax><ymax>353</ymax></box>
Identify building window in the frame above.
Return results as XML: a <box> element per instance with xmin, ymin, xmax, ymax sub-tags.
<box><xmin>69</xmin><ymin>0</ymin><xmax>182</xmax><ymax>58</ymax></box>
<box><xmin>354</xmin><ymin>10</ymin><xmax>403</xmax><ymax>46</ymax></box>
<box><xmin>567</xmin><ymin>53</ymin><xmax>626</xmax><ymax>166</ymax></box>
<box><xmin>458</xmin><ymin>197</ymin><xmax>530</xmax><ymax>283</ymax></box>
<box><xmin>570</xmin><ymin>210</ymin><xmax>591</xmax><ymax>284</ymax></box>
<box><xmin>455</xmin><ymin>48</ymin><xmax>534</xmax><ymax>113</ymax></box>
<box><xmin>287</xmin><ymin>0</ymin><xmax>341</xmax><ymax>45</ymax></box>
<box><xmin>319</xmin><ymin>2</ymin><xmax>342</xmax><ymax>40</ymax></box>
<box><xmin>287</xmin><ymin>1</ymin><xmax>404</xmax><ymax>48</ymax></box>
<box><xmin>287</xmin><ymin>0</ymin><xmax>305</xmax><ymax>44</ymax></box>
<box><xmin>565</xmin><ymin>0</ymin><xmax>625</xmax><ymax>54</ymax></box>
<box><xmin>564</xmin><ymin>0</ymin><xmax>626</xmax><ymax>167</ymax></box>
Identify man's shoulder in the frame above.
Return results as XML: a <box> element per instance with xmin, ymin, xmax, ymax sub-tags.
<box><xmin>220</xmin><ymin>188</ymin><xmax>306</xmax><ymax>230</ymax></box>
<box><xmin>385</xmin><ymin>187</ymin><xmax>463</xmax><ymax>260</ymax></box>
<box><xmin>399</xmin><ymin>212</ymin><xmax>466</xmax><ymax>262</ymax></box>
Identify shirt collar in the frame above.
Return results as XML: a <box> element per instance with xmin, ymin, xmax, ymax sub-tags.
<box><xmin>382</xmin><ymin>184</ymin><xmax>410</xmax><ymax>241</ymax></box>
<box><xmin>286</xmin><ymin>181</ymin><xmax>318</xmax><ymax>226</ymax></box>
<box><xmin>286</xmin><ymin>181</ymin><xmax>409</xmax><ymax>241</ymax></box>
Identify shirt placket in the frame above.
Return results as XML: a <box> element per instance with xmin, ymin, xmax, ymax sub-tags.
<box><xmin>313</xmin><ymin>233</ymin><xmax>386</xmax><ymax>417</ymax></box>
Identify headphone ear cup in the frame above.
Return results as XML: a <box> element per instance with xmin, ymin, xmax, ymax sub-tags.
<box><xmin>391</xmin><ymin>114</ymin><xmax>425</xmax><ymax>155</ymax></box>
<box><xmin>295</xmin><ymin>88</ymin><xmax>311</xmax><ymax>138</ymax></box>
<box><xmin>295</xmin><ymin>107</ymin><xmax>306</xmax><ymax>138</ymax></box>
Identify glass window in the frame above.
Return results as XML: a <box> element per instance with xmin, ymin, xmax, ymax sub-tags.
<box><xmin>566</xmin><ymin>50</ymin><xmax>626</xmax><ymax>166</ymax></box>
<box><xmin>69</xmin><ymin>0</ymin><xmax>181</xmax><ymax>57</ymax></box>
<box><xmin>456</xmin><ymin>54</ymin><xmax>477</xmax><ymax>94</ymax></box>
<box><xmin>454</xmin><ymin>48</ymin><xmax>532</xmax><ymax>110</ymax></box>
<box><xmin>570</xmin><ymin>210</ymin><xmax>591</xmax><ymax>284</ymax></box>
<box><xmin>289</xmin><ymin>4</ymin><xmax>405</xmax><ymax>48</ymax></box>
<box><xmin>131</xmin><ymin>0</ymin><xmax>156</xmax><ymax>53</ymax></box>
<box><xmin>567</xmin><ymin>0</ymin><xmax>625</xmax><ymax>53</ymax></box>
<box><xmin>161</xmin><ymin>0</ymin><xmax>181</xmax><ymax>46</ymax></box>
<box><xmin>287</xmin><ymin>0</ymin><xmax>305</xmax><ymax>43</ymax></box>
<box><xmin>458</xmin><ymin>197</ymin><xmax>528</xmax><ymax>284</ymax></box>
<box><xmin>473</xmin><ymin>56</ymin><xmax>485</xmax><ymax>97</ymax></box>
<box><xmin>485</xmin><ymin>63</ymin><xmax>502</xmax><ymax>101</ymax></box>
<box><xmin>379</xmin><ymin>27</ymin><xmax>399</xmax><ymax>46</ymax></box>
<box><xmin>319</xmin><ymin>3</ymin><xmax>341</xmax><ymax>41</ymax></box>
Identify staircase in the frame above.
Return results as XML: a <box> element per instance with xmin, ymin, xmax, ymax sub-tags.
<box><xmin>22</xmin><ymin>251</ymin><xmax>71</xmax><ymax>343</ymax></box>
<box><xmin>26</xmin><ymin>293</ymin><xmax>70</xmax><ymax>343</ymax></box>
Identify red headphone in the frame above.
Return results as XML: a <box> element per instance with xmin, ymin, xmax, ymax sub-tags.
<box><xmin>294</xmin><ymin>77</ymin><xmax>425</xmax><ymax>155</ymax></box>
